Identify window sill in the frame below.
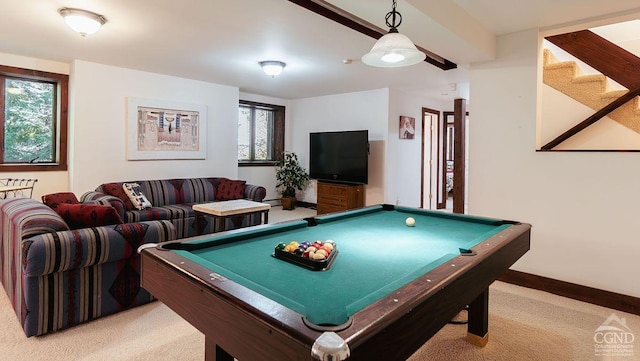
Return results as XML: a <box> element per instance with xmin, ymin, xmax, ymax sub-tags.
<box><xmin>238</xmin><ymin>161</ymin><xmax>278</xmax><ymax>167</ymax></box>
<box><xmin>0</xmin><ymin>163</ymin><xmax>67</xmax><ymax>172</ymax></box>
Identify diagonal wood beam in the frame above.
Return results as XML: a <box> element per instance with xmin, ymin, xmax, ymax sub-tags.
<box><xmin>287</xmin><ymin>0</ymin><xmax>457</xmax><ymax>70</ymax></box>
<box><xmin>546</xmin><ymin>30</ymin><xmax>640</xmax><ymax>89</ymax></box>
<box><xmin>541</xmin><ymin>87</ymin><xmax>640</xmax><ymax>150</ymax></box>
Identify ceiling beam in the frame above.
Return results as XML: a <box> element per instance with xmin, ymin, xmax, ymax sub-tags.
<box><xmin>287</xmin><ymin>0</ymin><xmax>457</xmax><ymax>70</ymax></box>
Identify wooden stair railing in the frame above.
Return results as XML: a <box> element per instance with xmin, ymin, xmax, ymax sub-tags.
<box><xmin>541</xmin><ymin>87</ymin><xmax>640</xmax><ymax>150</ymax></box>
<box><xmin>542</xmin><ymin>30</ymin><xmax>640</xmax><ymax>149</ymax></box>
<box><xmin>546</xmin><ymin>30</ymin><xmax>640</xmax><ymax>89</ymax></box>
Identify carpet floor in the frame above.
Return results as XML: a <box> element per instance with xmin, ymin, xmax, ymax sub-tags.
<box><xmin>3</xmin><ymin>281</ymin><xmax>638</xmax><ymax>360</ymax></box>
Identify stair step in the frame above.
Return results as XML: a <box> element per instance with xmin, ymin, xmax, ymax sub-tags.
<box><xmin>543</xmin><ymin>48</ymin><xmax>640</xmax><ymax>133</ymax></box>
<box><xmin>543</xmin><ymin>49</ymin><xmax>557</xmax><ymax>65</ymax></box>
<box><xmin>544</xmin><ymin>61</ymin><xmax>578</xmax><ymax>71</ymax></box>
<box><xmin>602</xmin><ymin>90</ymin><xmax>629</xmax><ymax>99</ymax></box>
<box><xmin>572</xmin><ymin>74</ymin><xmax>606</xmax><ymax>84</ymax></box>
<box><xmin>601</xmin><ymin>91</ymin><xmax>640</xmax><ymax>112</ymax></box>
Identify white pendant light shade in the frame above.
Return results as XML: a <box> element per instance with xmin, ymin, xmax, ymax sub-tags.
<box><xmin>260</xmin><ymin>61</ymin><xmax>286</xmax><ymax>77</ymax></box>
<box><xmin>362</xmin><ymin>32</ymin><xmax>426</xmax><ymax>67</ymax></box>
<box><xmin>362</xmin><ymin>0</ymin><xmax>426</xmax><ymax>68</ymax></box>
<box><xmin>59</xmin><ymin>8</ymin><xmax>106</xmax><ymax>36</ymax></box>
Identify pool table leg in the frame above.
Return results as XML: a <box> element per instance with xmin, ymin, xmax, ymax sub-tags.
<box><xmin>466</xmin><ymin>288</ymin><xmax>489</xmax><ymax>347</ymax></box>
<box><xmin>205</xmin><ymin>337</ymin><xmax>234</xmax><ymax>361</ymax></box>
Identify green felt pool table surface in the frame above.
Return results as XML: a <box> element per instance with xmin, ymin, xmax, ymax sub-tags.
<box><xmin>175</xmin><ymin>205</ymin><xmax>511</xmax><ymax>327</ymax></box>
<box><xmin>141</xmin><ymin>204</ymin><xmax>531</xmax><ymax>361</ymax></box>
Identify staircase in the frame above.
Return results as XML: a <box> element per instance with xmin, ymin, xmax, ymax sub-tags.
<box><xmin>543</xmin><ymin>48</ymin><xmax>640</xmax><ymax>134</ymax></box>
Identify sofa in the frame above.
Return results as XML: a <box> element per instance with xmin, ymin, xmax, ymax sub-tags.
<box><xmin>81</xmin><ymin>177</ymin><xmax>267</xmax><ymax>238</ymax></box>
<box><xmin>0</xmin><ymin>197</ymin><xmax>176</xmax><ymax>337</ymax></box>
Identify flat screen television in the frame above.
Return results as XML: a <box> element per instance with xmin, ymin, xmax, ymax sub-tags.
<box><xmin>309</xmin><ymin>130</ymin><xmax>369</xmax><ymax>184</ymax></box>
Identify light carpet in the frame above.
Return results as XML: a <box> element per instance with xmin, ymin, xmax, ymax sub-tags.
<box><xmin>3</xmin><ymin>281</ymin><xmax>639</xmax><ymax>360</ymax></box>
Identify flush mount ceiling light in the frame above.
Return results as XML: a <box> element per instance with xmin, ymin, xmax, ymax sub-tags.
<box><xmin>260</xmin><ymin>61</ymin><xmax>286</xmax><ymax>77</ymax></box>
<box><xmin>361</xmin><ymin>0</ymin><xmax>426</xmax><ymax>67</ymax></box>
<box><xmin>59</xmin><ymin>7</ymin><xmax>107</xmax><ymax>37</ymax></box>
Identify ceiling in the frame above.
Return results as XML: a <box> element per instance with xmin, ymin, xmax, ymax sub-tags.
<box><xmin>1</xmin><ymin>0</ymin><xmax>639</xmax><ymax>100</ymax></box>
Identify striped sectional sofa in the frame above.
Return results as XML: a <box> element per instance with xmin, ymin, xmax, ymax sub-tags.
<box><xmin>0</xmin><ymin>197</ymin><xmax>176</xmax><ymax>337</ymax></box>
<box><xmin>81</xmin><ymin>177</ymin><xmax>267</xmax><ymax>238</ymax></box>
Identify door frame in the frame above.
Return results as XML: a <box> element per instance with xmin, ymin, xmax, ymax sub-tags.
<box><xmin>420</xmin><ymin>107</ymin><xmax>440</xmax><ymax>209</ymax></box>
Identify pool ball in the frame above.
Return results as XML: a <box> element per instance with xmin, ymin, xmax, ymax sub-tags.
<box><xmin>275</xmin><ymin>242</ymin><xmax>287</xmax><ymax>250</ymax></box>
<box><xmin>406</xmin><ymin>217</ymin><xmax>416</xmax><ymax>227</ymax></box>
<box><xmin>311</xmin><ymin>251</ymin><xmax>326</xmax><ymax>260</ymax></box>
<box><xmin>320</xmin><ymin>245</ymin><xmax>332</xmax><ymax>254</ymax></box>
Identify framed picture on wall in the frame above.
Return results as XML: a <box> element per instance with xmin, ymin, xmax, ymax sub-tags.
<box><xmin>126</xmin><ymin>97</ymin><xmax>207</xmax><ymax>160</ymax></box>
<box><xmin>399</xmin><ymin>116</ymin><xmax>415</xmax><ymax>139</ymax></box>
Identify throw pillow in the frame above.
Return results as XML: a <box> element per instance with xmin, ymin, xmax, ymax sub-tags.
<box><xmin>102</xmin><ymin>182</ymin><xmax>136</xmax><ymax>210</ymax></box>
<box><xmin>215</xmin><ymin>179</ymin><xmax>246</xmax><ymax>201</ymax></box>
<box><xmin>42</xmin><ymin>192</ymin><xmax>79</xmax><ymax>210</ymax></box>
<box><xmin>122</xmin><ymin>183</ymin><xmax>152</xmax><ymax>210</ymax></box>
<box><xmin>55</xmin><ymin>204</ymin><xmax>124</xmax><ymax>229</ymax></box>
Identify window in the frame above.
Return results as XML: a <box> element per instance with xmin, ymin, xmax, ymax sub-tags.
<box><xmin>238</xmin><ymin>100</ymin><xmax>284</xmax><ymax>166</ymax></box>
<box><xmin>0</xmin><ymin>65</ymin><xmax>68</xmax><ymax>171</ymax></box>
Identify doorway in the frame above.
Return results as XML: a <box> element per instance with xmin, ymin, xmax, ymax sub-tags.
<box><xmin>440</xmin><ymin>112</ymin><xmax>454</xmax><ymax>211</ymax></box>
<box><xmin>421</xmin><ymin>108</ymin><xmax>439</xmax><ymax>209</ymax></box>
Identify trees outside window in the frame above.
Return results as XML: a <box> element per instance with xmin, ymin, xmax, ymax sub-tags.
<box><xmin>0</xmin><ymin>65</ymin><xmax>68</xmax><ymax>171</ymax></box>
<box><xmin>238</xmin><ymin>100</ymin><xmax>284</xmax><ymax>166</ymax></box>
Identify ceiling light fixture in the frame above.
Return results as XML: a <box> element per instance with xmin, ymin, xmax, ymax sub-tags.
<box><xmin>59</xmin><ymin>8</ymin><xmax>107</xmax><ymax>37</ymax></box>
<box><xmin>361</xmin><ymin>0</ymin><xmax>426</xmax><ymax>67</ymax></box>
<box><xmin>260</xmin><ymin>61</ymin><xmax>286</xmax><ymax>77</ymax></box>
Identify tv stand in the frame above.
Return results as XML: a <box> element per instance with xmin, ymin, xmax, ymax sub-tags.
<box><xmin>317</xmin><ymin>181</ymin><xmax>364</xmax><ymax>215</ymax></box>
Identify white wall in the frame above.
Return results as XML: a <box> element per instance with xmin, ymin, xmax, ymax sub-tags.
<box><xmin>387</xmin><ymin>89</ymin><xmax>450</xmax><ymax>208</ymax></box>
<box><xmin>0</xmin><ymin>53</ymin><xmax>70</xmax><ymax>200</ymax></box>
<box><xmin>70</xmin><ymin>61</ymin><xmax>240</xmax><ymax>195</ymax></box>
<box><xmin>541</xmin><ymin>85</ymin><xmax>640</xmax><ymax>150</ymax></box>
<box><xmin>237</xmin><ymin>92</ymin><xmax>291</xmax><ymax>201</ymax></box>
<box><xmin>469</xmin><ymin>29</ymin><xmax>640</xmax><ymax>297</ymax></box>
<box><xmin>290</xmin><ymin>89</ymin><xmax>390</xmax><ymax>205</ymax></box>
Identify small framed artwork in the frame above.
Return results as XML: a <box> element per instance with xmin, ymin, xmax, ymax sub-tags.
<box><xmin>399</xmin><ymin>116</ymin><xmax>415</xmax><ymax>139</ymax></box>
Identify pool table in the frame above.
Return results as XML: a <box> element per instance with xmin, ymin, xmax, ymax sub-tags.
<box><xmin>140</xmin><ymin>204</ymin><xmax>530</xmax><ymax>361</ymax></box>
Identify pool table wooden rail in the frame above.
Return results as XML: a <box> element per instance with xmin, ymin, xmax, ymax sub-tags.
<box><xmin>141</xmin><ymin>219</ymin><xmax>531</xmax><ymax>361</ymax></box>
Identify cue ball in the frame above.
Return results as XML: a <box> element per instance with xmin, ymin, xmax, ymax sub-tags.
<box><xmin>406</xmin><ymin>217</ymin><xmax>416</xmax><ymax>227</ymax></box>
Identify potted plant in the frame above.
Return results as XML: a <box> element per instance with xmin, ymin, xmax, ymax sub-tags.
<box><xmin>275</xmin><ymin>151</ymin><xmax>310</xmax><ymax>210</ymax></box>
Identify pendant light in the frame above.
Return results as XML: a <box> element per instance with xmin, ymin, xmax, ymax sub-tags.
<box><xmin>361</xmin><ymin>0</ymin><xmax>426</xmax><ymax>67</ymax></box>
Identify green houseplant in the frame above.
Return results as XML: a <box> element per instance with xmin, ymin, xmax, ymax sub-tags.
<box><xmin>275</xmin><ymin>151</ymin><xmax>310</xmax><ymax>210</ymax></box>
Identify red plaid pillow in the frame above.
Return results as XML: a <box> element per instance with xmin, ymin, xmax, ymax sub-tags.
<box><xmin>215</xmin><ymin>179</ymin><xmax>246</xmax><ymax>201</ymax></box>
<box><xmin>55</xmin><ymin>204</ymin><xmax>124</xmax><ymax>229</ymax></box>
<box><xmin>42</xmin><ymin>192</ymin><xmax>79</xmax><ymax>210</ymax></box>
<box><xmin>102</xmin><ymin>182</ymin><xmax>136</xmax><ymax>210</ymax></box>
